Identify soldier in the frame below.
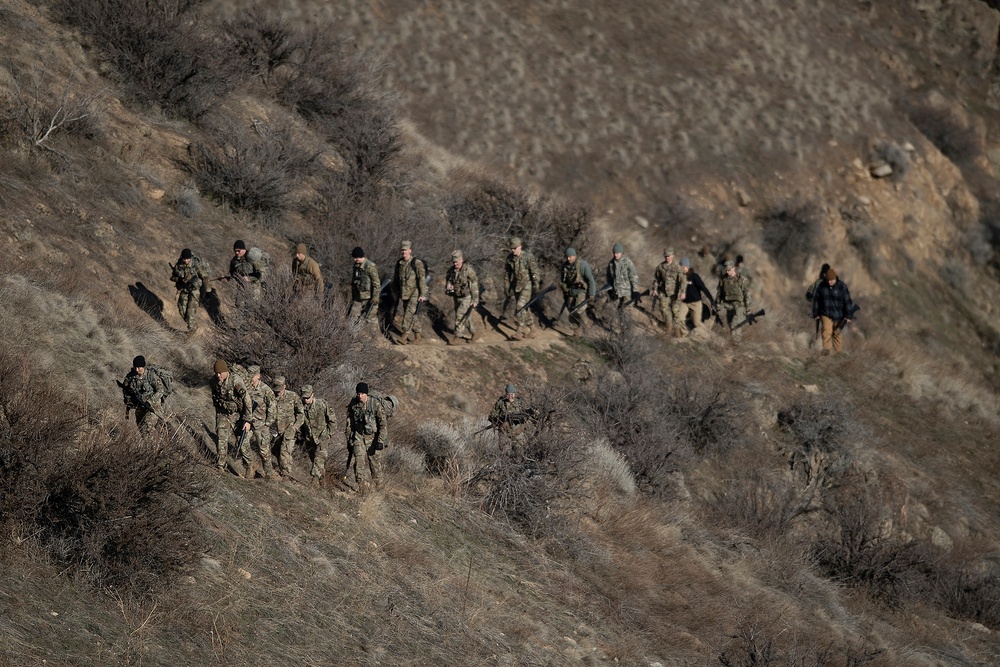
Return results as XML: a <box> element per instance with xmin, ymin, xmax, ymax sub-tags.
<box><xmin>392</xmin><ymin>240</ymin><xmax>427</xmax><ymax>344</ymax></box>
<box><xmin>170</xmin><ymin>248</ymin><xmax>208</xmax><ymax>332</ymax></box>
<box><xmin>650</xmin><ymin>248</ymin><xmax>685</xmax><ymax>334</ymax></box>
<box><xmin>121</xmin><ymin>355</ymin><xmax>167</xmax><ymax>433</ymax></box>
<box><xmin>210</xmin><ymin>360</ymin><xmax>253</xmax><ymax>473</ymax></box>
<box><xmin>504</xmin><ymin>236</ymin><xmax>541</xmax><ymax>340</ymax></box>
<box><xmin>606</xmin><ymin>242</ymin><xmax>640</xmax><ymax>307</ymax></box>
<box><xmin>292</xmin><ymin>243</ymin><xmax>324</xmax><ymax>298</ymax></box>
<box><xmin>445</xmin><ymin>250</ymin><xmax>479</xmax><ymax>344</ymax></box>
<box><xmin>271</xmin><ymin>376</ymin><xmax>305</xmax><ymax>480</ymax></box>
<box><xmin>349</xmin><ymin>246</ymin><xmax>380</xmax><ymax>324</ymax></box>
<box><xmin>345</xmin><ymin>381</ymin><xmax>387</xmax><ymax>492</ymax></box>
<box><xmin>558</xmin><ymin>247</ymin><xmax>596</xmax><ymax>333</ymax></box>
<box><xmin>805</xmin><ymin>263</ymin><xmax>831</xmax><ymax>302</ymax></box>
<box><xmin>812</xmin><ymin>267</ymin><xmax>854</xmax><ymax>354</ymax></box>
<box><xmin>715</xmin><ymin>260</ymin><xmax>753</xmax><ymax>332</ymax></box>
<box><xmin>488</xmin><ymin>383</ymin><xmax>528</xmax><ymax>431</ymax></box>
<box><xmin>243</xmin><ymin>365</ymin><xmax>276</xmax><ymax>480</ymax></box>
<box><xmin>678</xmin><ymin>258</ymin><xmax>715</xmax><ymax>337</ymax></box>
<box><xmin>736</xmin><ymin>254</ymin><xmax>753</xmax><ymax>287</ymax></box>
<box><xmin>301</xmin><ymin>384</ymin><xmax>337</xmax><ymax>485</ymax></box>
<box><xmin>227</xmin><ymin>240</ymin><xmax>266</xmax><ymax>302</ymax></box>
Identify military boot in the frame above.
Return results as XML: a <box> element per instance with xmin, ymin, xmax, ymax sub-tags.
<box><xmin>243</xmin><ymin>458</ymin><xmax>257</xmax><ymax>480</ymax></box>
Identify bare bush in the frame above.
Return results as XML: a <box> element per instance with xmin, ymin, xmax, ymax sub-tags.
<box><xmin>906</xmin><ymin>103</ymin><xmax>982</xmax><ymax>165</ymax></box>
<box><xmin>707</xmin><ymin>472</ymin><xmax>802</xmax><ymax>542</ymax></box>
<box><xmin>838</xmin><ymin>205</ymin><xmax>883</xmax><ymax>275</ymax></box>
<box><xmin>758</xmin><ymin>199</ymin><xmax>822</xmax><ymax>276</ymax></box>
<box><xmin>212</xmin><ymin>273</ymin><xmax>396</xmax><ymax>391</ymax></box>
<box><xmin>1</xmin><ymin>65</ymin><xmax>104</xmax><ymax>154</ymax></box>
<box><xmin>413</xmin><ymin>420</ymin><xmax>469</xmax><ymax>476</ymax></box>
<box><xmin>186</xmin><ymin>118</ymin><xmax>316</xmax><ymax>223</ymax></box>
<box><xmin>778</xmin><ymin>397</ymin><xmax>858</xmax><ymax>496</ymax></box>
<box><xmin>222</xmin><ymin>8</ymin><xmax>298</xmax><ymax>85</ymax></box>
<box><xmin>924</xmin><ymin>545</ymin><xmax>1000</xmax><ymax>629</ymax></box>
<box><xmin>718</xmin><ymin>612</ymin><xmax>883</xmax><ymax>667</ymax></box>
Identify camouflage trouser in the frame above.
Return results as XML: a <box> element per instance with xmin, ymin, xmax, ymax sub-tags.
<box><xmin>722</xmin><ymin>303</ymin><xmax>747</xmax><ymax>332</ymax></box>
<box><xmin>399</xmin><ymin>297</ymin><xmax>421</xmax><ymax>335</ymax></box>
<box><xmin>214</xmin><ymin>413</ymin><xmax>245</xmax><ymax>468</ymax></box>
<box><xmin>347</xmin><ymin>433</ymin><xmax>382</xmax><ymax>487</ymax></box>
<box><xmin>513</xmin><ymin>289</ymin><xmax>534</xmax><ymax>329</ymax></box>
<box><xmin>563</xmin><ymin>291</ymin><xmax>589</xmax><ymax>330</ymax></box>
<box><xmin>177</xmin><ymin>289</ymin><xmax>200</xmax><ymax>331</ymax></box>
<box><xmin>349</xmin><ymin>298</ymin><xmax>377</xmax><ymax>325</ymax></box>
<box><xmin>134</xmin><ymin>404</ymin><xmax>163</xmax><ymax>434</ymax></box>
<box><xmin>274</xmin><ymin>427</ymin><xmax>297</xmax><ymax>476</ymax></box>
<box><xmin>655</xmin><ymin>295</ymin><xmax>682</xmax><ymax>330</ymax></box>
<box><xmin>307</xmin><ymin>434</ymin><xmax>331</xmax><ymax>478</ymax></box>
<box><xmin>453</xmin><ymin>295</ymin><xmax>476</xmax><ymax>339</ymax></box>
<box><xmin>240</xmin><ymin>425</ymin><xmax>274</xmax><ymax>475</ymax></box>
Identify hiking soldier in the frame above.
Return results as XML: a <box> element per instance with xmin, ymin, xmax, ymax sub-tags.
<box><xmin>345</xmin><ymin>382</ymin><xmax>387</xmax><ymax>492</ymax></box>
<box><xmin>650</xmin><ymin>248</ymin><xmax>685</xmax><ymax>333</ymax></box>
<box><xmin>271</xmin><ymin>376</ymin><xmax>305</xmax><ymax>481</ymax></box>
<box><xmin>445</xmin><ymin>250</ymin><xmax>479</xmax><ymax>343</ymax></box>
<box><xmin>121</xmin><ymin>355</ymin><xmax>167</xmax><ymax>434</ymax></box>
<box><xmin>559</xmin><ymin>247</ymin><xmax>597</xmax><ymax>333</ymax></box>
<box><xmin>226</xmin><ymin>240</ymin><xmax>266</xmax><ymax>304</ymax></box>
<box><xmin>210</xmin><ymin>360</ymin><xmax>253</xmax><ymax>473</ymax></box>
<box><xmin>505</xmin><ymin>236</ymin><xmax>541</xmax><ymax>339</ymax></box>
<box><xmin>349</xmin><ymin>246</ymin><xmax>380</xmax><ymax>324</ymax></box>
<box><xmin>301</xmin><ymin>384</ymin><xmax>337</xmax><ymax>485</ymax></box>
<box><xmin>606</xmin><ymin>243</ymin><xmax>640</xmax><ymax>307</ymax></box>
<box><xmin>806</xmin><ymin>263</ymin><xmax>831</xmax><ymax>303</ymax></box>
<box><xmin>392</xmin><ymin>240</ymin><xmax>427</xmax><ymax>344</ymax></box>
<box><xmin>678</xmin><ymin>258</ymin><xmax>715</xmax><ymax>337</ymax></box>
<box><xmin>244</xmin><ymin>365</ymin><xmax>276</xmax><ymax>480</ymax></box>
<box><xmin>812</xmin><ymin>267</ymin><xmax>854</xmax><ymax>354</ymax></box>
<box><xmin>171</xmin><ymin>248</ymin><xmax>208</xmax><ymax>332</ymax></box>
<box><xmin>716</xmin><ymin>260</ymin><xmax>753</xmax><ymax>332</ymax></box>
<box><xmin>292</xmin><ymin>243</ymin><xmax>324</xmax><ymax>298</ymax></box>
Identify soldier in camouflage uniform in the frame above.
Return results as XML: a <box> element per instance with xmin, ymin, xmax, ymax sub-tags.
<box><xmin>210</xmin><ymin>359</ymin><xmax>253</xmax><ymax>473</ymax></box>
<box><xmin>716</xmin><ymin>260</ymin><xmax>753</xmax><ymax>332</ymax></box>
<box><xmin>121</xmin><ymin>355</ymin><xmax>166</xmax><ymax>434</ymax></box>
<box><xmin>606</xmin><ymin>243</ymin><xmax>640</xmax><ymax>307</ymax></box>
<box><xmin>558</xmin><ymin>247</ymin><xmax>597</xmax><ymax>333</ymax></box>
<box><xmin>445</xmin><ymin>250</ymin><xmax>479</xmax><ymax>343</ymax></box>
<box><xmin>392</xmin><ymin>240</ymin><xmax>427</xmax><ymax>344</ymax></box>
<box><xmin>348</xmin><ymin>246</ymin><xmax>380</xmax><ymax>324</ymax></box>
<box><xmin>226</xmin><ymin>240</ymin><xmax>266</xmax><ymax>304</ymax></box>
<box><xmin>243</xmin><ymin>365</ymin><xmax>276</xmax><ymax>480</ymax></box>
<box><xmin>504</xmin><ymin>237</ymin><xmax>540</xmax><ymax>340</ymax></box>
<box><xmin>345</xmin><ymin>382</ymin><xmax>387</xmax><ymax>492</ymax></box>
<box><xmin>171</xmin><ymin>248</ymin><xmax>208</xmax><ymax>332</ymax></box>
<box><xmin>271</xmin><ymin>376</ymin><xmax>304</xmax><ymax>480</ymax></box>
<box><xmin>292</xmin><ymin>243</ymin><xmax>324</xmax><ymax>298</ymax></box>
<box><xmin>651</xmin><ymin>248</ymin><xmax>686</xmax><ymax>334</ymax></box>
<box><xmin>301</xmin><ymin>384</ymin><xmax>337</xmax><ymax>484</ymax></box>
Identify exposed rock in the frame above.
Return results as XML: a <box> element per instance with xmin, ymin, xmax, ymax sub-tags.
<box><xmin>870</xmin><ymin>162</ymin><xmax>893</xmax><ymax>178</ymax></box>
<box><xmin>634</xmin><ymin>215</ymin><xmax>649</xmax><ymax>228</ymax></box>
<box><xmin>930</xmin><ymin>526</ymin><xmax>953</xmax><ymax>551</ymax></box>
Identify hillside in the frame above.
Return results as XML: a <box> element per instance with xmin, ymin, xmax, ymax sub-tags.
<box><xmin>2</xmin><ymin>0</ymin><xmax>1000</xmax><ymax>665</ymax></box>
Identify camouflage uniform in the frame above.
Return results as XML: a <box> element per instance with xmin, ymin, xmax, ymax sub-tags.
<box><xmin>211</xmin><ymin>371</ymin><xmax>253</xmax><ymax>470</ymax></box>
<box><xmin>716</xmin><ymin>268</ymin><xmax>753</xmax><ymax>332</ymax></box>
<box><xmin>171</xmin><ymin>255</ymin><xmax>207</xmax><ymax>331</ymax></box>
<box><xmin>446</xmin><ymin>256</ymin><xmax>479</xmax><ymax>341</ymax></box>
<box><xmin>230</xmin><ymin>250</ymin><xmax>266</xmax><ymax>303</ymax></box>
<box><xmin>292</xmin><ymin>247</ymin><xmax>324</xmax><ymax>298</ymax></box>
<box><xmin>345</xmin><ymin>394</ymin><xmax>387</xmax><ymax>490</ymax></box>
<box><xmin>244</xmin><ymin>373</ymin><xmax>276</xmax><ymax>478</ymax></box>
<box><xmin>651</xmin><ymin>257</ymin><xmax>685</xmax><ymax>331</ymax></box>
<box><xmin>505</xmin><ymin>242</ymin><xmax>540</xmax><ymax>336</ymax></box>
<box><xmin>121</xmin><ymin>367</ymin><xmax>166</xmax><ymax>434</ymax></box>
<box><xmin>350</xmin><ymin>259</ymin><xmax>380</xmax><ymax>323</ymax></box>
<box><xmin>392</xmin><ymin>253</ymin><xmax>427</xmax><ymax>341</ymax></box>
<box><xmin>559</xmin><ymin>255</ymin><xmax>597</xmax><ymax>331</ymax></box>
<box><xmin>606</xmin><ymin>255</ymin><xmax>640</xmax><ymax>305</ymax></box>
<box><xmin>272</xmin><ymin>382</ymin><xmax>305</xmax><ymax>477</ymax></box>
<box><xmin>301</xmin><ymin>386</ymin><xmax>337</xmax><ymax>481</ymax></box>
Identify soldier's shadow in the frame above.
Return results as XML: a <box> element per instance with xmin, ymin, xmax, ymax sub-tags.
<box><xmin>128</xmin><ymin>282</ymin><xmax>165</xmax><ymax>322</ymax></box>
<box><xmin>202</xmin><ymin>288</ymin><xmax>224</xmax><ymax>326</ymax></box>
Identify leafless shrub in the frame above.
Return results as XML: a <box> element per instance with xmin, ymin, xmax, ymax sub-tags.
<box><xmin>212</xmin><ymin>273</ymin><xmax>395</xmax><ymax>391</ymax></box>
<box><xmin>222</xmin><ymin>8</ymin><xmax>298</xmax><ymax>85</ymax></box>
<box><xmin>186</xmin><ymin>118</ymin><xmax>316</xmax><ymax>224</ymax></box>
<box><xmin>838</xmin><ymin>205</ymin><xmax>883</xmax><ymax>275</ymax></box>
<box><xmin>718</xmin><ymin>612</ymin><xmax>883</xmax><ymax>667</ymax></box>
<box><xmin>963</xmin><ymin>224</ymin><xmax>993</xmax><ymax>266</ymax></box>
<box><xmin>46</xmin><ymin>0</ymin><xmax>242</xmax><ymax>119</ymax></box>
<box><xmin>707</xmin><ymin>472</ymin><xmax>802</xmax><ymax>541</ymax></box>
<box><xmin>758</xmin><ymin>199</ymin><xmax>822</xmax><ymax>276</ymax></box>
<box><xmin>923</xmin><ymin>544</ymin><xmax>1000</xmax><ymax>629</ymax></box>
<box><xmin>170</xmin><ymin>184</ymin><xmax>202</xmax><ymax>218</ymax></box>
<box><xmin>413</xmin><ymin>420</ymin><xmax>469</xmax><ymax>476</ymax></box>
<box><xmin>778</xmin><ymin>397</ymin><xmax>858</xmax><ymax>495</ymax></box>
<box><xmin>906</xmin><ymin>103</ymin><xmax>982</xmax><ymax>165</ymax></box>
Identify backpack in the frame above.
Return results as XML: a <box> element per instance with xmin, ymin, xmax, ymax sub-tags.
<box><xmin>372</xmin><ymin>392</ymin><xmax>398</xmax><ymax>418</ymax></box>
<box><xmin>247</xmin><ymin>247</ymin><xmax>270</xmax><ymax>278</ymax></box>
<box><xmin>148</xmin><ymin>365</ymin><xmax>174</xmax><ymax>398</ymax></box>
<box><xmin>229</xmin><ymin>363</ymin><xmax>252</xmax><ymax>388</ymax></box>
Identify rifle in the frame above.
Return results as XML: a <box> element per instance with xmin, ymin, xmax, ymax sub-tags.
<box><xmin>515</xmin><ymin>283</ymin><xmax>556</xmax><ymax>315</ymax></box>
<box><xmin>236</xmin><ymin>422</ymin><xmax>250</xmax><ymax>456</ymax></box>
<box><xmin>621</xmin><ymin>288</ymin><xmax>650</xmax><ymax>309</ymax></box>
<box><xmin>732</xmin><ymin>308</ymin><xmax>766</xmax><ymax>331</ymax></box>
<box><xmin>837</xmin><ymin>304</ymin><xmax>861</xmax><ymax>329</ymax></box>
<box><xmin>569</xmin><ymin>284</ymin><xmax>613</xmax><ymax>316</ymax></box>
<box><xmin>362</xmin><ymin>278</ymin><xmax>392</xmax><ymax>320</ymax></box>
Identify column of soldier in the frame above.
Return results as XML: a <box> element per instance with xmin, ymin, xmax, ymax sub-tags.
<box><xmin>125</xmin><ymin>238</ymin><xmax>854</xmax><ymax>490</ymax></box>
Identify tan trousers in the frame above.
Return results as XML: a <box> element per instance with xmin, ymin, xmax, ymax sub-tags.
<box><xmin>820</xmin><ymin>315</ymin><xmax>843</xmax><ymax>353</ymax></box>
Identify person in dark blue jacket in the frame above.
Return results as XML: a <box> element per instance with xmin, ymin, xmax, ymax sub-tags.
<box><xmin>811</xmin><ymin>268</ymin><xmax>854</xmax><ymax>354</ymax></box>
